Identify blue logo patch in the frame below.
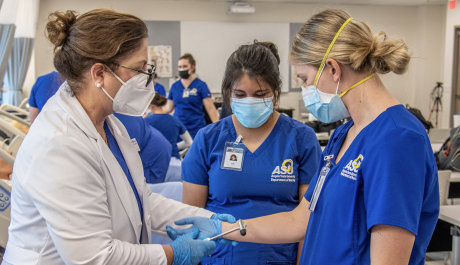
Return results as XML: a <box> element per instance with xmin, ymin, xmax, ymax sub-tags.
<box><xmin>0</xmin><ymin>185</ymin><xmax>11</xmax><ymax>212</ymax></box>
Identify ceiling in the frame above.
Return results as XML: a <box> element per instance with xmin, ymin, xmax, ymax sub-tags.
<box><xmin>149</xmin><ymin>0</ymin><xmax>447</xmax><ymax>6</ymax></box>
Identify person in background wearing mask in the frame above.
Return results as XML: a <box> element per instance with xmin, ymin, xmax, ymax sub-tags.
<box><xmin>145</xmin><ymin>93</ymin><xmax>193</xmax><ymax>182</ymax></box>
<box><xmin>3</xmin><ymin>9</ymin><xmax>237</xmax><ymax>265</ymax></box>
<box><xmin>153</xmin><ymin>73</ymin><xmax>166</xmax><ymax>97</ymax></box>
<box><xmin>180</xmin><ymin>41</ymin><xmax>322</xmax><ymax>265</ymax></box>
<box><xmin>168</xmin><ymin>10</ymin><xmax>439</xmax><ymax>265</ymax></box>
<box><xmin>28</xmin><ymin>71</ymin><xmax>64</xmax><ymax>123</ymax></box>
<box><xmin>163</xmin><ymin>53</ymin><xmax>219</xmax><ymax>139</ymax></box>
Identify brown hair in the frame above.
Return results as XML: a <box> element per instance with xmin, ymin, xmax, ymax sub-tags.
<box><xmin>46</xmin><ymin>9</ymin><xmax>148</xmax><ymax>93</ymax></box>
<box><xmin>290</xmin><ymin>9</ymin><xmax>411</xmax><ymax>75</ymax></box>
<box><xmin>151</xmin><ymin>93</ymin><xmax>168</xmax><ymax>107</ymax></box>
<box><xmin>179</xmin><ymin>53</ymin><xmax>196</xmax><ymax>73</ymax></box>
<box><xmin>222</xmin><ymin>40</ymin><xmax>281</xmax><ymax>111</ymax></box>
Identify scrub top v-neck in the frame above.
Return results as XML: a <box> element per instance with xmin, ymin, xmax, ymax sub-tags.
<box><xmin>301</xmin><ymin>105</ymin><xmax>439</xmax><ymax>265</ymax></box>
<box><xmin>182</xmin><ymin>114</ymin><xmax>322</xmax><ymax>264</ymax></box>
<box><xmin>104</xmin><ymin>122</ymin><xmax>144</xmax><ymax>243</ymax></box>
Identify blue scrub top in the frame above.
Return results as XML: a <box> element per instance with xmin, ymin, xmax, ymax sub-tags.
<box><xmin>114</xmin><ymin>113</ymin><xmax>172</xmax><ymax>184</ymax></box>
<box><xmin>144</xmin><ymin>114</ymin><xmax>186</xmax><ymax>160</ymax></box>
<box><xmin>168</xmin><ymin>78</ymin><xmax>211</xmax><ymax>139</ymax></box>
<box><xmin>29</xmin><ymin>71</ymin><xmax>64</xmax><ymax>111</ymax></box>
<box><xmin>104</xmin><ymin>122</ymin><xmax>144</xmax><ymax>243</ymax></box>
<box><xmin>182</xmin><ymin>114</ymin><xmax>322</xmax><ymax>264</ymax></box>
<box><xmin>301</xmin><ymin>105</ymin><xmax>439</xmax><ymax>265</ymax></box>
<box><xmin>154</xmin><ymin>83</ymin><xmax>166</xmax><ymax>97</ymax></box>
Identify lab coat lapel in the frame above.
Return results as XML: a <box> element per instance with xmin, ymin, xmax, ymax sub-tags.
<box><xmin>105</xmin><ymin>117</ymin><xmax>146</xmax><ymax>202</ymax></box>
<box><xmin>99</xmin><ymin>134</ymin><xmax>143</xmax><ymax>241</ymax></box>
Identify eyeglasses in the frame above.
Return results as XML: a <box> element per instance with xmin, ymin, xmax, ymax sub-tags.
<box><xmin>119</xmin><ymin>64</ymin><xmax>156</xmax><ymax>87</ymax></box>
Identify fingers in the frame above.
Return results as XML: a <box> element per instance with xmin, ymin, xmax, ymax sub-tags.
<box><xmin>166</xmin><ymin>225</ymin><xmax>177</xmax><ymax>240</ymax></box>
<box><xmin>221</xmin><ymin>214</ymin><xmax>236</xmax><ymax>223</ymax></box>
<box><xmin>174</xmin><ymin>217</ymin><xmax>195</xmax><ymax>226</ymax></box>
<box><xmin>191</xmin><ymin>228</ymin><xmax>199</xmax><ymax>239</ymax></box>
<box><xmin>201</xmin><ymin>240</ymin><xmax>217</xmax><ymax>254</ymax></box>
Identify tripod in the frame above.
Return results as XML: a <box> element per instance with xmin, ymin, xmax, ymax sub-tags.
<box><xmin>428</xmin><ymin>82</ymin><xmax>443</xmax><ymax>128</ymax></box>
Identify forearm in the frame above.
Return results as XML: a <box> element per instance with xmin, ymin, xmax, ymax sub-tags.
<box><xmin>207</xmin><ymin>107</ymin><xmax>219</xmax><ymax>123</ymax></box>
<box><xmin>162</xmin><ymin>245</ymin><xmax>174</xmax><ymax>265</ymax></box>
<box><xmin>222</xmin><ymin>210</ymin><xmax>306</xmax><ymax>244</ymax></box>
<box><xmin>149</xmin><ymin>192</ymin><xmax>213</xmax><ymax>235</ymax></box>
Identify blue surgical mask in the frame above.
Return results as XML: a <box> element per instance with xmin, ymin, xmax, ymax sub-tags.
<box><xmin>232</xmin><ymin>97</ymin><xmax>273</xmax><ymax>128</ymax></box>
<box><xmin>301</xmin><ymin>17</ymin><xmax>374</xmax><ymax>124</ymax></box>
<box><xmin>302</xmin><ymin>79</ymin><xmax>350</xmax><ymax>124</ymax></box>
<box><xmin>145</xmin><ymin>108</ymin><xmax>153</xmax><ymax>117</ymax></box>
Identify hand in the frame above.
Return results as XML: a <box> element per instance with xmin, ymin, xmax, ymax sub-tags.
<box><xmin>169</xmin><ymin>228</ymin><xmax>216</xmax><ymax>265</ymax></box>
<box><xmin>166</xmin><ymin>215</ymin><xmax>238</xmax><ymax>246</ymax></box>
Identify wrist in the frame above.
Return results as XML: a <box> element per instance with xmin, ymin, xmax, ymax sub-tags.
<box><xmin>162</xmin><ymin>245</ymin><xmax>174</xmax><ymax>265</ymax></box>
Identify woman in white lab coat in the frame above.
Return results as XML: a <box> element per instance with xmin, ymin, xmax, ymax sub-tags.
<box><xmin>2</xmin><ymin>9</ymin><xmax>233</xmax><ymax>265</ymax></box>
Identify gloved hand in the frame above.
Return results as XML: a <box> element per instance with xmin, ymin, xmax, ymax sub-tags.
<box><xmin>166</xmin><ymin>214</ymin><xmax>238</xmax><ymax>246</ymax></box>
<box><xmin>169</xmin><ymin>228</ymin><xmax>216</xmax><ymax>265</ymax></box>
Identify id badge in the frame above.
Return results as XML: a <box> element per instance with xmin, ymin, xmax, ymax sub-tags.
<box><xmin>221</xmin><ymin>142</ymin><xmax>245</xmax><ymax>171</ymax></box>
<box><xmin>183</xmin><ymin>89</ymin><xmax>190</xmax><ymax>98</ymax></box>
<box><xmin>308</xmin><ymin>155</ymin><xmax>334</xmax><ymax>212</ymax></box>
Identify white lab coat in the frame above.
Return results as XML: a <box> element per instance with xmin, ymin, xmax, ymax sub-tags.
<box><xmin>2</xmin><ymin>82</ymin><xmax>213</xmax><ymax>265</ymax></box>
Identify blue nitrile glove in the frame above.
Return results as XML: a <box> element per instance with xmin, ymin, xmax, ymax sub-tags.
<box><xmin>169</xmin><ymin>228</ymin><xmax>216</xmax><ymax>265</ymax></box>
<box><xmin>166</xmin><ymin>215</ymin><xmax>238</xmax><ymax>246</ymax></box>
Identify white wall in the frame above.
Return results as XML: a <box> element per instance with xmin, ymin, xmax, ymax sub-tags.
<box><xmin>34</xmin><ymin>0</ymin><xmax>446</xmax><ymax>119</ymax></box>
<box><xmin>443</xmin><ymin>2</ymin><xmax>460</xmax><ymax>129</ymax></box>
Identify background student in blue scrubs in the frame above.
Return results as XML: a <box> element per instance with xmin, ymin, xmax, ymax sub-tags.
<box><xmin>27</xmin><ymin>72</ymin><xmax>172</xmax><ymax>184</ymax></box>
<box><xmin>163</xmin><ymin>53</ymin><xmax>219</xmax><ymax>139</ymax></box>
<box><xmin>28</xmin><ymin>71</ymin><xmax>64</xmax><ymax>123</ymax></box>
<box><xmin>181</xmin><ymin>41</ymin><xmax>322</xmax><ymax>265</ymax></box>
<box><xmin>169</xmin><ymin>9</ymin><xmax>439</xmax><ymax>265</ymax></box>
<box><xmin>145</xmin><ymin>93</ymin><xmax>193</xmax><ymax>182</ymax></box>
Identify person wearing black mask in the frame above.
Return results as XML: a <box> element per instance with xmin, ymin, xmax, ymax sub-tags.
<box><xmin>163</xmin><ymin>53</ymin><xmax>218</xmax><ymax>139</ymax></box>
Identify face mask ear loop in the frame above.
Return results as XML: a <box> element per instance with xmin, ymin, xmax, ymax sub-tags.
<box><xmin>100</xmin><ymin>86</ymin><xmax>115</xmax><ymax>101</ymax></box>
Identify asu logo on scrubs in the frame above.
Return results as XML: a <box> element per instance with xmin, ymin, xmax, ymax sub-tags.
<box><xmin>271</xmin><ymin>159</ymin><xmax>295</xmax><ymax>182</ymax></box>
<box><xmin>190</xmin><ymin>88</ymin><xmax>198</xmax><ymax>96</ymax></box>
<box><xmin>341</xmin><ymin>154</ymin><xmax>364</xmax><ymax>181</ymax></box>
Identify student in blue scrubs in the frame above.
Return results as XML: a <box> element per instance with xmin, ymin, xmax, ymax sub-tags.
<box><xmin>145</xmin><ymin>93</ymin><xmax>193</xmax><ymax>182</ymax></box>
<box><xmin>27</xmin><ymin>72</ymin><xmax>172</xmax><ymax>184</ymax></box>
<box><xmin>181</xmin><ymin>41</ymin><xmax>322</xmax><ymax>265</ymax></box>
<box><xmin>163</xmin><ymin>53</ymin><xmax>219</xmax><ymax>139</ymax></box>
<box><xmin>28</xmin><ymin>71</ymin><xmax>64</xmax><ymax>122</ymax></box>
<box><xmin>114</xmin><ymin>113</ymin><xmax>172</xmax><ymax>184</ymax></box>
<box><xmin>171</xmin><ymin>10</ymin><xmax>439</xmax><ymax>265</ymax></box>
<box><xmin>153</xmin><ymin>73</ymin><xmax>166</xmax><ymax>97</ymax></box>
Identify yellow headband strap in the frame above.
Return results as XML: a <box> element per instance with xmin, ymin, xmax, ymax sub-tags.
<box><xmin>313</xmin><ymin>17</ymin><xmax>354</xmax><ymax>86</ymax></box>
<box><xmin>339</xmin><ymin>74</ymin><xmax>374</xmax><ymax>97</ymax></box>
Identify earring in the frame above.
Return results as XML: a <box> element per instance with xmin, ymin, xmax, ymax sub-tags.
<box><xmin>96</xmin><ymin>83</ymin><xmax>101</xmax><ymax>88</ymax></box>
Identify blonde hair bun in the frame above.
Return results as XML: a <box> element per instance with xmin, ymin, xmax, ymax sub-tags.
<box><xmin>290</xmin><ymin>9</ymin><xmax>411</xmax><ymax>76</ymax></box>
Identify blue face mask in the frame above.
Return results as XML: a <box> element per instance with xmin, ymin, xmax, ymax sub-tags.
<box><xmin>301</xmin><ymin>17</ymin><xmax>374</xmax><ymax>124</ymax></box>
<box><xmin>232</xmin><ymin>97</ymin><xmax>273</xmax><ymax>128</ymax></box>
<box><xmin>145</xmin><ymin>108</ymin><xmax>153</xmax><ymax>117</ymax></box>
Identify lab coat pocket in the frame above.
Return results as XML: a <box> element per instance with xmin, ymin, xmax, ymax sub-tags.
<box><xmin>258</xmin><ymin>243</ymin><xmax>297</xmax><ymax>265</ymax></box>
<box><xmin>3</xmin><ymin>244</ymin><xmax>40</xmax><ymax>264</ymax></box>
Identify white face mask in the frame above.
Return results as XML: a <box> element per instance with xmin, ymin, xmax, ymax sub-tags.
<box><xmin>101</xmin><ymin>70</ymin><xmax>156</xmax><ymax>117</ymax></box>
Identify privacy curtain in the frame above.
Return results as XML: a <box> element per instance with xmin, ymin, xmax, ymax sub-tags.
<box><xmin>0</xmin><ymin>24</ymin><xmax>15</xmax><ymax>84</ymax></box>
<box><xmin>3</xmin><ymin>38</ymin><xmax>33</xmax><ymax>106</ymax></box>
<box><xmin>2</xmin><ymin>0</ymin><xmax>39</xmax><ymax>105</ymax></box>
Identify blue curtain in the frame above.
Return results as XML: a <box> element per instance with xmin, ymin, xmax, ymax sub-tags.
<box><xmin>0</xmin><ymin>24</ymin><xmax>15</xmax><ymax>86</ymax></box>
<box><xmin>3</xmin><ymin>37</ymin><xmax>33</xmax><ymax>106</ymax></box>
